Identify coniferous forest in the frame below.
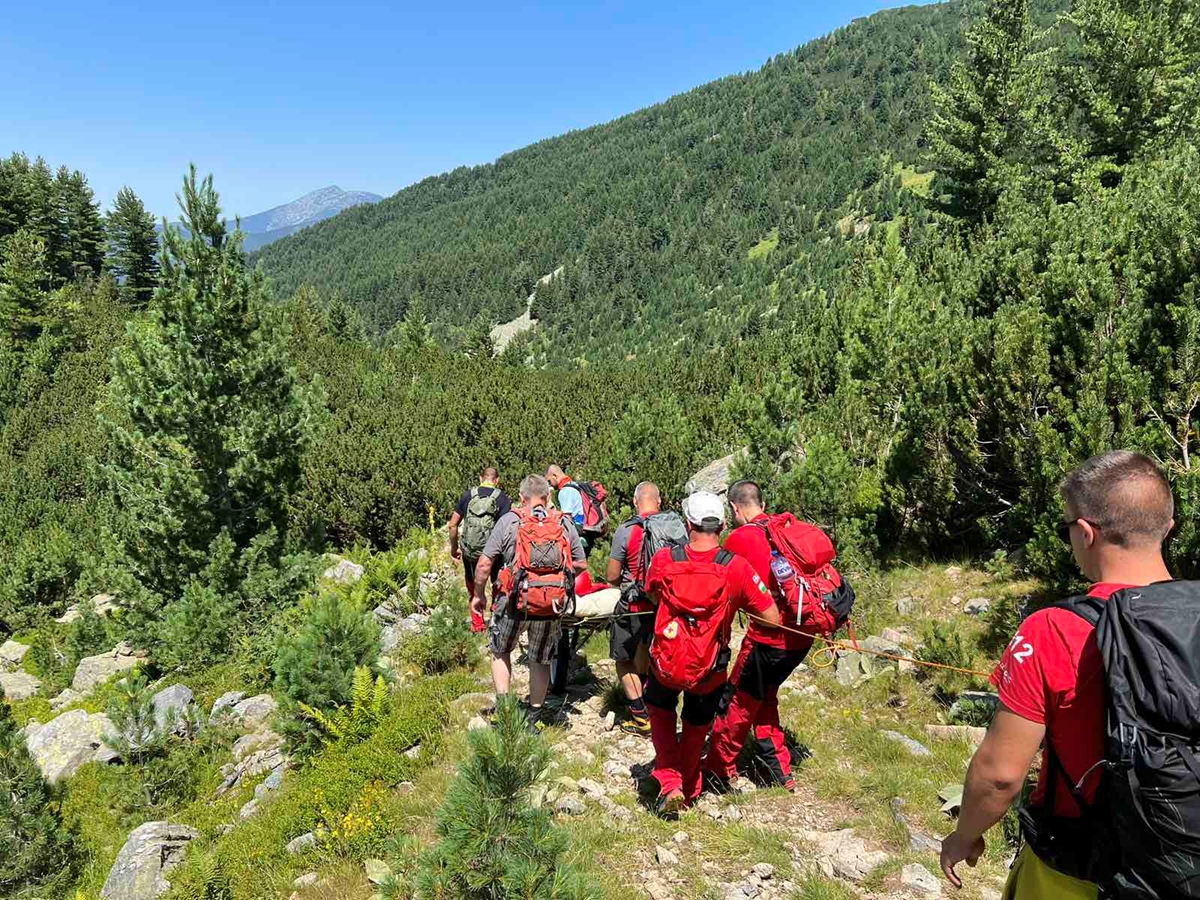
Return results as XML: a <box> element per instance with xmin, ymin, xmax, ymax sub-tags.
<box><xmin>1</xmin><ymin>0</ymin><xmax>1200</xmax><ymax>896</ymax></box>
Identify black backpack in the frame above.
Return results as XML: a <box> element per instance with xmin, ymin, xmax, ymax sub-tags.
<box><xmin>1044</xmin><ymin>582</ymin><xmax>1200</xmax><ymax>898</ymax></box>
<box><xmin>634</xmin><ymin>511</ymin><xmax>688</xmax><ymax>591</ymax></box>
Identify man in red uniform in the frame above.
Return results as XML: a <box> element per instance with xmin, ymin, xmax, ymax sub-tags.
<box><xmin>941</xmin><ymin>451</ymin><xmax>1174</xmax><ymax>897</ymax></box>
<box><xmin>643</xmin><ymin>490</ymin><xmax>780</xmax><ymax>817</ymax></box>
<box><xmin>703</xmin><ymin>480</ymin><xmax>813</xmax><ymax>793</ymax></box>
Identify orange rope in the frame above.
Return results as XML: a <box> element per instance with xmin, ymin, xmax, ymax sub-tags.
<box><xmin>567</xmin><ymin>608</ymin><xmax>993</xmax><ymax>679</ymax></box>
<box><xmin>746</xmin><ymin>614</ymin><xmax>994</xmax><ymax>679</ymax></box>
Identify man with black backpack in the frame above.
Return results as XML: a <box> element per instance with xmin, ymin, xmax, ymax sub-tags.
<box><xmin>607</xmin><ymin>481</ymin><xmax>688</xmax><ymax>736</ymax></box>
<box><xmin>449</xmin><ymin>467</ymin><xmax>512</xmax><ymax>632</ymax></box>
<box><xmin>942</xmin><ymin>451</ymin><xmax>1198</xmax><ymax>899</ymax></box>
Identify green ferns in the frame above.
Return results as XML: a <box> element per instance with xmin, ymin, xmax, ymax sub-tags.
<box><xmin>299</xmin><ymin>666</ymin><xmax>389</xmax><ymax>747</ymax></box>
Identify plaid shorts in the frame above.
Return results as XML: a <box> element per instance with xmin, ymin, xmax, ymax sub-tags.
<box><xmin>488</xmin><ymin>593</ymin><xmax>563</xmax><ymax>665</ymax></box>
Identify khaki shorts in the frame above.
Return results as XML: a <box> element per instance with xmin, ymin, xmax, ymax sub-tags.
<box><xmin>488</xmin><ymin>593</ymin><xmax>562</xmax><ymax>665</ymax></box>
<box><xmin>1003</xmin><ymin>845</ymin><xmax>1099</xmax><ymax>900</ymax></box>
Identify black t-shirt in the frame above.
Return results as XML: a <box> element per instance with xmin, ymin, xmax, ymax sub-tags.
<box><xmin>455</xmin><ymin>486</ymin><xmax>512</xmax><ymax>519</ymax></box>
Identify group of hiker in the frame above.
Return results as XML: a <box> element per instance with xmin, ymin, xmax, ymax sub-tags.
<box><xmin>449</xmin><ymin>452</ymin><xmax>1200</xmax><ymax>899</ymax></box>
<box><xmin>449</xmin><ymin>465</ymin><xmax>854</xmax><ymax>816</ymax></box>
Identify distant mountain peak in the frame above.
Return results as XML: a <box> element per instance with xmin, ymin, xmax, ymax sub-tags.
<box><xmin>243</xmin><ymin>186</ymin><xmax>383</xmax><ymax>235</ymax></box>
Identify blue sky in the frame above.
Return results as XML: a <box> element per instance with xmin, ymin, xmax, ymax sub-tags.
<box><xmin>3</xmin><ymin>1</ymin><xmax>929</xmax><ymax>220</ymax></box>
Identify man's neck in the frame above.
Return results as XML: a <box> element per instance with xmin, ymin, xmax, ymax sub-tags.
<box><xmin>637</xmin><ymin>505</ymin><xmax>661</xmax><ymax>518</ymax></box>
<box><xmin>1094</xmin><ymin>548</ymin><xmax>1172</xmax><ymax>587</ymax></box>
<box><xmin>741</xmin><ymin>506</ymin><xmax>765</xmax><ymax>523</ymax></box>
<box><xmin>689</xmin><ymin>534</ymin><xmax>721</xmax><ymax>552</ymax></box>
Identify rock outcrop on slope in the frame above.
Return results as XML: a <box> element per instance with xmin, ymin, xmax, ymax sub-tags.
<box><xmin>25</xmin><ymin>708</ymin><xmax>120</xmax><ymax>783</ymax></box>
<box><xmin>101</xmin><ymin>822</ymin><xmax>200</xmax><ymax>900</ymax></box>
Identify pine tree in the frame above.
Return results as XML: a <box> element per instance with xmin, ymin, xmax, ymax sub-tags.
<box><xmin>925</xmin><ymin>0</ymin><xmax>1041</xmax><ymax>222</ymax></box>
<box><xmin>55</xmin><ymin>167</ymin><xmax>105</xmax><ymax>281</ymax></box>
<box><xmin>397</xmin><ymin>294</ymin><xmax>433</xmax><ymax>354</ymax></box>
<box><xmin>1067</xmin><ymin>0</ymin><xmax>1200</xmax><ymax>180</ymax></box>
<box><xmin>0</xmin><ymin>228</ymin><xmax>50</xmax><ymax>350</ymax></box>
<box><xmin>100</xmin><ymin>166</ymin><xmax>323</xmax><ymax>614</ymax></box>
<box><xmin>0</xmin><ymin>686</ymin><xmax>73</xmax><ymax>891</ymax></box>
<box><xmin>415</xmin><ymin>696</ymin><xmax>598</xmax><ymax>900</ymax></box>
<box><xmin>106</xmin><ymin>187</ymin><xmax>160</xmax><ymax>307</ymax></box>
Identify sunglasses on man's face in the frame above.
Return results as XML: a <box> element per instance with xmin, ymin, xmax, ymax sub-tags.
<box><xmin>1057</xmin><ymin>518</ymin><xmax>1100</xmax><ymax>545</ymax></box>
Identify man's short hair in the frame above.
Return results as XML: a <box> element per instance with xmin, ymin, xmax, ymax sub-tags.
<box><xmin>1061</xmin><ymin>451</ymin><xmax>1174</xmax><ymax>548</ymax></box>
<box><xmin>520</xmin><ymin>474</ymin><xmax>552</xmax><ymax>502</ymax></box>
<box><xmin>728</xmin><ymin>480</ymin><xmax>763</xmax><ymax>508</ymax></box>
<box><xmin>481</xmin><ymin>466</ymin><xmax>499</xmax><ymax>482</ymax></box>
<box><xmin>633</xmin><ymin>481</ymin><xmax>661</xmax><ymax>505</ymax></box>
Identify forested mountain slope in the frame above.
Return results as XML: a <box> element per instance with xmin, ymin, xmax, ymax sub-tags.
<box><xmin>254</xmin><ymin>1</ymin><xmax>970</xmax><ymax>362</ymax></box>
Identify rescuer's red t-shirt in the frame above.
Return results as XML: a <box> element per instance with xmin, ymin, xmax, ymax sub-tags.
<box><xmin>991</xmin><ymin>582</ymin><xmax>1135</xmax><ymax>815</ymax></box>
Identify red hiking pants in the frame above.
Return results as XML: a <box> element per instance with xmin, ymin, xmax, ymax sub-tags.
<box><xmin>705</xmin><ymin>639</ymin><xmax>810</xmax><ymax>786</ymax></box>
<box><xmin>644</xmin><ymin>669</ymin><xmax>726</xmax><ymax>802</ymax></box>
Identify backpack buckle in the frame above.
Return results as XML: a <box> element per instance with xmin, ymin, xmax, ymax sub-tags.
<box><xmin>1116</xmin><ymin>722</ymin><xmax>1140</xmax><ymax>765</ymax></box>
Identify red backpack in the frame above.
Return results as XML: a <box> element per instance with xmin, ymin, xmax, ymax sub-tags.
<box><xmin>649</xmin><ymin>546</ymin><xmax>737</xmax><ymax>691</ymax></box>
<box><xmin>756</xmin><ymin>513</ymin><xmax>854</xmax><ymax>637</ymax></box>
<box><xmin>568</xmin><ymin>480</ymin><xmax>610</xmax><ymax>538</ymax></box>
<box><xmin>498</xmin><ymin>509</ymin><xmax>574</xmax><ymax>618</ymax></box>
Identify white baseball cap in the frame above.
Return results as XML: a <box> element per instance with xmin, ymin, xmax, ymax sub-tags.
<box><xmin>683</xmin><ymin>491</ymin><xmax>726</xmax><ymax>528</ymax></box>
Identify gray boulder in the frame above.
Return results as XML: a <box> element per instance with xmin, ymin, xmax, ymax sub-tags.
<box><xmin>880</xmin><ymin>730</ymin><xmax>933</xmax><ymax>758</ymax></box>
<box><xmin>231</xmin><ymin>693</ymin><xmax>277</xmax><ymax>729</ymax></box>
<box><xmin>890</xmin><ymin>797</ymin><xmax>943</xmax><ymax>854</ymax></box>
<box><xmin>0</xmin><ymin>638</ymin><xmax>31</xmax><ymax>670</ymax></box>
<box><xmin>51</xmin><ymin>688</ymin><xmax>82</xmax><ymax>711</ymax></box>
<box><xmin>901</xmin><ymin>863</ymin><xmax>943</xmax><ymax>896</ymax></box>
<box><xmin>800</xmin><ymin>828</ymin><xmax>890</xmax><ymax>883</ymax></box>
<box><xmin>100</xmin><ymin>821</ymin><xmax>200</xmax><ymax>900</ymax></box>
<box><xmin>151</xmin><ymin>684</ymin><xmax>195</xmax><ymax>731</ymax></box>
<box><xmin>835</xmin><ymin>650</ymin><xmax>874</xmax><ymax>687</ymax></box>
<box><xmin>26</xmin><ymin>708</ymin><xmax>120</xmax><ymax>784</ymax></box>
<box><xmin>964</xmin><ymin>597</ymin><xmax>992</xmax><ymax>616</ymax></box>
<box><xmin>73</xmin><ymin>643</ymin><xmax>144</xmax><ymax>693</ymax></box>
<box><xmin>210</xmin><ymin>691</ymin><xmax>246</xmax><ymax>719</ymax></box>
<box><xmin>322</xmin><ymin>556</ymin><xmax>364</xmax><ymax>585</ymax></box>
<box><xmin>0</xmin><ymin>670</ymin><xmax>42</xmax><ymax>701</ymax></box>
<box><xmin>57</xmin><ymin>592</ymin><xmax>120</xmax><ymax>625</ymax></box>
<box><xmin>685</xmin><ymin>448</ymin><xmax>748</xmax><ymax>497</ymax></box>
<box><xmin>286</xmin><ymin>832</ymin><xmax>317</xmax><ymax>854</ymax></box>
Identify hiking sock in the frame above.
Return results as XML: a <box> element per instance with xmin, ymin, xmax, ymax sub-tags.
<box><xmin>629</xmin><ymin>697</ymin><xmax>648</xmax><ymax>718</ymax></box>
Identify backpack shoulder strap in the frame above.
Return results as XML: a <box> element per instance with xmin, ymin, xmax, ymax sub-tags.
<box><xmin>1053</xmin><ymin>594</ymin><xmax>1105</xmax><ymax>628</ymax></box>
<box><xmin>715</xmin><ymin>549</ymin><xmax>734</xmax><ymax>567</ymax></box>
<box><xmin>469</xmin><ymin>486</ymin><xmax>481</xmax><ymax>501</ymax></box>
<box><xmin>670</xmin><ymin>545</ymin><xmax>689</xmax><ymax>563</ymax></box>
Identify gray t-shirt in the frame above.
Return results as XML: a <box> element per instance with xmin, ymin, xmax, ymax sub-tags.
<box><xmin>481</xmin><ymin>506</ymin><xmax>587</xmax><ymax>568</ymax></box>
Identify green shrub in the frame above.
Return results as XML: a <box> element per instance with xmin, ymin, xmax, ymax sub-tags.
<box><xmin>0</xmin><ymin>685</ymin><xmax>74</xmax><ymax>892</ymax></box>
<box><xmin>156</xmin><ymin>579</ymin><xmax>237</xmax><ymax>673</ymax></box>
<box><xmin>274</xmin><ymin>591</ymin><xmax>382</xmax><ymax>756</ymax></box>
<box><xmin>400</xmin><ymin>587</ymin><xmax>480</xmax><ymax>675</ymax></box>
<box><xmin>407</xmin><ymin>695</ymin><xmax>598</xmax><ymax>900</ymax></box>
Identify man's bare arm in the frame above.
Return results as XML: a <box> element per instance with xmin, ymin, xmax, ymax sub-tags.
<box><xmin>473</xmin><ymin>555</ymin><xmax>494</xmax><ymax>600</ymax></box>
<box><xmin>941</xmin><ymin>705</ymin><xmax>1043</xmax><ymax>887</ymax></box>
<box><xmin>448</xmin><ymin>511</ymin><xmax>463</xmax><ymax>558</ymax></box>
<box><xmin>606</xmin><ymin>557</ymin><xmax>622</xmax><ymax>586</ymax></box>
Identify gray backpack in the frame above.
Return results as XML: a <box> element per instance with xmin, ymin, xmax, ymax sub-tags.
<box><xmin>460</xmin><ymin>488</ymin><xmax>501</xmax><ymax>558</ymax></box>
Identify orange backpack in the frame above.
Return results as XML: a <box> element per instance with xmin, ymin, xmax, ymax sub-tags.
<box><xmin>499</xmin><ymin>509</ymin><xmax>574</xmax><ymax>618</ymax></box>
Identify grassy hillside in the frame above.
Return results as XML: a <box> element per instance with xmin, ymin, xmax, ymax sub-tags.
<box><xmin>254</xmin><ymin>2</ymin><xmax>970</xmax><ymax>362</ymax></box>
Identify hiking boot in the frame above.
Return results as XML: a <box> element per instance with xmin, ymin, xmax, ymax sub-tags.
<box><xmin>655</xmin><ymin>790</ymin><xmax>686</xmax><ymax>820</ymax></box>
<box><xmin>525</xmin><ymin>706</ymin><xmax>546</xmax><ymax>734</ymax></box>
<box><xmin>620</xmin><ymin>712</ymin><xmax>652</xmax><ymax>737</ymax></box>
<box><xmin>782</xmin><ymin>777</ymin><xmax>797</xmax><ymax>794</ymax></box>
<box><xmin>701</xmin><ymin>771</ymin><xmax>739</xmax><ymax>796</ymax></box>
